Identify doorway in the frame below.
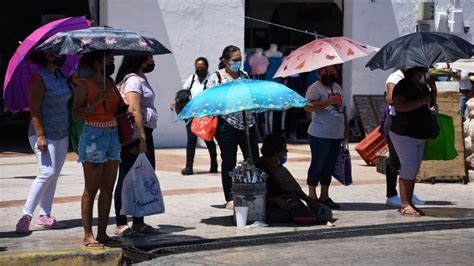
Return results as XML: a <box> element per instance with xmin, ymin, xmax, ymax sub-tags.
<box><xmin>0</xmin><ymin>0</ymin><xmax>91</xmax><ymax>153</ymax></box>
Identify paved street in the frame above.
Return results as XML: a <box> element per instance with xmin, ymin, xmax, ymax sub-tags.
<box><xmin>139</xmin><ymin>228</ymin><xmax>474</xmax><ymax>265</ymax></box>
<box><xmin>1</xmin><ymin>143</ymin><xmax>473</xmax><ymax>265</ymax></box>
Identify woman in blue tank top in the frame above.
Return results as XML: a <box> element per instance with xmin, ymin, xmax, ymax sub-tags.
<box><xmin>16</xmin><ymin>51</ymin><xmax>71</xmax><ymax>234</ymax></box>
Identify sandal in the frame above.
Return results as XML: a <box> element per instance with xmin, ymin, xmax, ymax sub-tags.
<box><xmin>132</xmin><ymin>223</ymin><xmax>160</xmax><ymax>234</ymax></box>
<box><xmin>81</xmin><ymin>242</ymin><xmax>104</xmax><ymax>250</ymax></box>
<box><xmin>114</xmin><ymin>225</ymin><xmax>132</xmax><ymax>236</ymax></box>
<box><xmin>411</xmin><ymin>206</ymin><xmax>425</xmax><ymax>216</ymax></box>
<box><xmin>98</xmin><ymin>236</ymin><xmax>122</xmax><ymax>247</ymax></box>
<box><xmin>225</xmin><ymin>201</ymin><xmax>234</xmax><ymax>210</ymax></box>
<box><xmin>399</xmin><ymin>207</ymin><xmax>422</xmax><ymax>217</ymax></box>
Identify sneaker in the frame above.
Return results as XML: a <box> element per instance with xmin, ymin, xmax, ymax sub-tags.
<box><xmin>412</xmin><ymin>194</ymin><xmax>426</xmax><ymax>205</ymax></box>
<box><xmin>16</xmin><ymin>215</ymin><xmax>32</xmax><ymax>234</ymax></box>
<box><xmin>386</xmin><ymin>196</ymin><xmax>401</xmax><ymax>207</ymax></box>
<box><xmin>36</xmin><ymin>216</ymin><xmax>66</xmax><ymax>229</ymax></box>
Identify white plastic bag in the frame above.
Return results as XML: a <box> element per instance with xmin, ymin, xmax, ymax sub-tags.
<box><xmin>120</xmin><ymin>153</ymin><xmax>165</xmax><ymax>217</ymax></box>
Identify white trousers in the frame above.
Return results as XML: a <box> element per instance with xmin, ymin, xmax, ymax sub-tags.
<box><xmin>23</xmin><ymin>135</ymin><xmax>68</xmax><ymax>217</ymax></box>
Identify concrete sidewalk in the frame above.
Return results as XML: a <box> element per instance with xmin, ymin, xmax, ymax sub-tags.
<box><xmin>0</xmin><ymin>144</ymin><xmax>473</xmax><ymax>265</ymax></box>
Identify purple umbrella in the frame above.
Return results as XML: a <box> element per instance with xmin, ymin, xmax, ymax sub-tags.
<box><xmin>3</xmin><ymin>16</ymin><xmax>91</xmax><ymax>113</ymax></box>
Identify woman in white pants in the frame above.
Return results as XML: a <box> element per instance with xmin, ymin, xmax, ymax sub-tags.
<box><xmin>16</xmin><ymin>51</ymin><xmax>71</xmax><ymax>233</ymax></box>
<box><xmin>390</xmin><ymin>66</ymin><xmax>436</xmax><ymax>217</ymax></box>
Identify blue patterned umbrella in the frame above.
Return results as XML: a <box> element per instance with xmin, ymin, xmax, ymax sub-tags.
<box><xmin>34</xmin><ymin>26</ymin><xmax>171</xmax><ymax>55</ymax></box>
<box><xmin>177</xmin><ymin>79</ymin><xmax>307</xmax><ymax>120</ymax></box>
<box><xmin>177</xmin><ymin>79</ymin><xmax>307</xmax><ymax>163</ymax></box>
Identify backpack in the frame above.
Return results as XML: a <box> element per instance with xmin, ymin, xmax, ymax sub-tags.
<box><xmin>175</xmin><ymin>74</ymin><xmax>211</xmax><ymax>115</ymax></box>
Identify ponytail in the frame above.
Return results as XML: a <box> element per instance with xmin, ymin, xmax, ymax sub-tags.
<box><xmin>218</xmin><ymin>57</ymin><xmax>225</xmax><ymax>69</ymax></box>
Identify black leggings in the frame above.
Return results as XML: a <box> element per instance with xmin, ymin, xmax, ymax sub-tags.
<box><xmin>185</xmin><ymin>121</ymin><xmax>217</xmax><ymax>167</ymax></box>
<box><xmin>215</xmin><ymin>118</ymin><xmax>259</xmax><ymax>202</ymax></box>
<box><xmin>114</xmin><ymin>127</ymin><xmax>155</xmax><ymax>225</ymax></box>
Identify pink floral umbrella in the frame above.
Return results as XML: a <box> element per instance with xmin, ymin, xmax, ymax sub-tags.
<box><xmin>3</xmin><ymin>16</ymin><xmax>91</xmax><ymax>113</ymax></box>
<box><xmin>274</xmin><ymin>37</ymin><xmax>378</xmax><ymax>78</ymax></box>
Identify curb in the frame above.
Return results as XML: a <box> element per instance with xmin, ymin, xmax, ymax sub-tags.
<box><xmin>0</xmin><ymin>247</ymin><xmax>122</xmax><ymax>266</ymax></box>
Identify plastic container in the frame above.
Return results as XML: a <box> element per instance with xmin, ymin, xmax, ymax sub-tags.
<box><xmin>234</xmin><ymin>206</ymin><xmax>249</xmax><ymax>228</ymax></box>
<box><xmin>355</xmin><ymin>126</ymin><xmax>388</xmax><ymax>166</ymax></box>
<box><xmin>232</xmin><ymin>182</ymin><xmax>267</xmax><ymax>223</ymax></box>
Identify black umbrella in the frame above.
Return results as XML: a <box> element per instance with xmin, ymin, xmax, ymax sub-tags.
<box><xmin>34</xmin><ymin>26</ymin><xmax>171</xmax><ymax>55</ymax></box>
<box><xmin>366</xmin><ymin>32</ymin><xmax>473</xmax><ymax>70</ymax></box>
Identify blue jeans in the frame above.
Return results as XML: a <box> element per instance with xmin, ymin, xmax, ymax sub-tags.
<box><xmin>215</xmin><ymin>118</ymin><xmax>259</xmax><ymax>202</ymax></box>
<box><xmin>307</xmin><ymin>136</ymin><xmax>342</xmax><ymax>186</ymax></box>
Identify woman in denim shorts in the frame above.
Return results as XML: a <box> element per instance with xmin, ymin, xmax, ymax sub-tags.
<box><xmin>71</xmin><ymin>50</ymin><xmax>121</xmax><ymax>248</ymax></box>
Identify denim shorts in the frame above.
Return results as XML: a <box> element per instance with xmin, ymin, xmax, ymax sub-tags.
<box><xmin>78</xmin><ymin>125</ymin><xmax>121</xmax><ymax>163</ymax></box>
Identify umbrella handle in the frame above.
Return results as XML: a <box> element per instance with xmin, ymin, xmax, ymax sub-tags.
<box><xmin>102</xmin><ymin>50</ymin><xmax>107</xmax><ymax>112</ymax></box>
<box><xmin>242</xmin><ymin>110</ymin><xmax>253</xmax><ymax>165</ymax></box>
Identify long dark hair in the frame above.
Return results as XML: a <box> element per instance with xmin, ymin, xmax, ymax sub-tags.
<box><xmin>29</xmin><ymin>51</ymin><xmax>49</xmax><ymax>67</ymax></box>
<box><xmin>218</xmin><ymin>45</ymin><xmax>240</xmax><ymax>69</ymax></box>
<box><xmin>116</xmin><ymin>55</ymin><xmax>149</xmax><ymax>83</ymax></box>
<box><xmin>81</xmin><ymin>50</ymin><xmax>113</xmax><ymax>72</ymax></box>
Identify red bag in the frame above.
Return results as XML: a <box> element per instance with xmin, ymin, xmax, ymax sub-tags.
<box><xmin>191</xmin><ymin>117</ymin><xmax>218</xmax><ymax>141</ymax></box>
<box><xmin>117</xmin><ymin>113</ymin><xmax>138</xmax><ymax>146</ymax></box>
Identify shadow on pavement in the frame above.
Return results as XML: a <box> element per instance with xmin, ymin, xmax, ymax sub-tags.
<box><xmin>11</xmin><ymin>175</ymin><xmax>36</xmax><ymax>180</ymax></box>
<box><xmin>0</xmin><ymin>230</ymin><xmax>32</xmax><ymax>239</ymax></box>
<box><xmin>122</xmin><ymin>233</ymin><xmax>210</xmax><ymax>249</ymax></box>
<box><xmin>210</xmin><ymin>204</ymin><xmax>226</xmax><ymax>209</ymax></box>
<box><xmin>200</xmin><ymin>215</ymin><xmax>234</xmax><ymax>227</ymax></box>
<box><xmin>157</xmin><ymin>224</ymin><xmax>195</xmax><ymax>234</ymax></box>
<box><xmin>336</xmin><ymin>202</ymin><xmax>392</xmax><ymax>211</ymax></box>
<box><xmin>421</xmin><ymin>207</ymin><xmax>474</xmax><ymax>219</ymax></box>
<box><xmin>60</xmin><ymin>217</ymin><xmax>113</xmax><ymax>229</ymax></box>
<box><xmin>424</xmin><ymin>201</ymin><xmax>454</xmax><ymax>206</ymax></box>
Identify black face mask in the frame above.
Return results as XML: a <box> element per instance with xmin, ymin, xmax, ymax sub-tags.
<box><xmin>101</xmin><ymin>64</ymin><xmax>115</xmax><ymax>76</ymax></box>
<box><xmin>320</xmin><ymin>74</ymin><xmax>336</xmax><ymax>86</ymax></box>
<box><xmin>52</xmin><ymin>56</ymin><xmax>66</xmax><ymax>67</ymax></box>
<box><xmin>143</xmin><ymin>63</ymin><xmax>155</xmax><ymax>73</ymax></box>
<box><xmin>195</xmin><ymin>69</ymin><xmax>208</xmax><ymax>77</ymax></box>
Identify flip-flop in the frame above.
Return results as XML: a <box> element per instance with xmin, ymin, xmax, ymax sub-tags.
<box><xmin>400</xmin><ymin>207</ymin><xmax>422</xmax><ymax>217</ymax></box>
<box><xmin>81</xmin><ymin>242</ymin><xmax>104</xmax><ymax>250</ymax></box>
<box><xmin>412</xmin><ymin>206</ymin><xmax>426</xmax><ymax>216</ymax></box>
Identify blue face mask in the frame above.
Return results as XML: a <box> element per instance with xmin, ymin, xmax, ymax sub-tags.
<box><xmin>279</xmin><ymin>155</ymin><xmax>287</xmax><ymax>165</ymax></box>
<box><xmin>229</xmin><ymin>61</ymin><xmax>241</xmax><ymax>72</ymax></box>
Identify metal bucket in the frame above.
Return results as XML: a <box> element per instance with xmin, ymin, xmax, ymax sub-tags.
<box><xmin>232</xmin><ymin>182</ymin><xmax>267</xmax><ymax>223</ymax></box>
